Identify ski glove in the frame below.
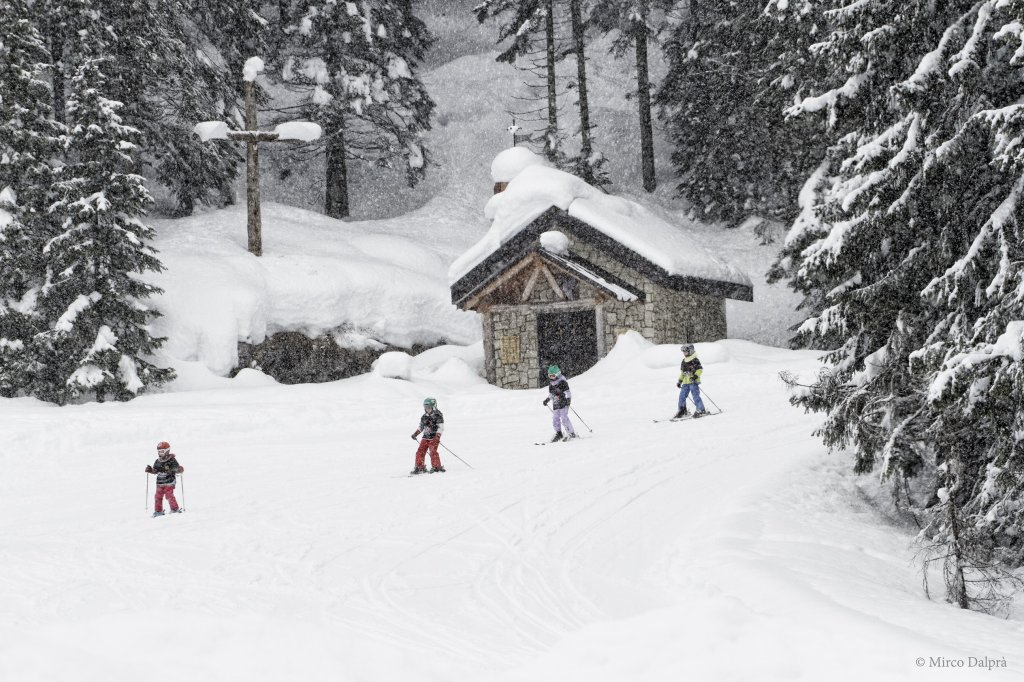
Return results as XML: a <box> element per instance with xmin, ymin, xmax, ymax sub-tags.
<box><xmin>145</xmin><ymin>465</ymin><xmax>154</xmax><ymax>473</ymax></box>
<box><xmin>543</xmin><ymin>397</ymin><xmax>550</xmax><ymax>406</ymax></box>
<box><xmin>676</xmin><ymin>381</ymin><xmax>682</xmax><ymax>388</ymax></box>
<box><xmin>177</xmin><ymin>466</ymin><xmax>185</xmax><ymax>474</ymax></box>
<box><xmin>411</xmin><ymin>433</ymin><xmax>419</xmax><ymax>441</ymax></box>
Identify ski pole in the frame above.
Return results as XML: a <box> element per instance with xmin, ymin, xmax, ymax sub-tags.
<box><xmin>145</xmin><ymin>473</ymin><xmax>149</xmax><ymax>512</ymax></box>
<box><xmin>179</xmin><ymin>473</ymin><xmax>185</xmax><ymax>508</ymax></box>
<box><xmin>439</xmin><ymin>441</ymin><xmax>474</xmax><ymax>469</ymax></box>
<box><xmin>697</xmin><ymin>386</ymin><xmax>723</xmax><ymax>414</ymax></box>
<box><xmin>569</xmin><ymin>406</ymin><xmax>593</xmax><ymax>432</ymax></box>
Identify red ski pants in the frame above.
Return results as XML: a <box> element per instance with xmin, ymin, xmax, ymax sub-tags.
<box><xmin>415</xmin><ymin>437</ymin><xmax>442</xmax><ymax>470</ymax></box>
<box><xmin>154</xmin><ymin>485</ymin><xmax>179</xmax><ymax>513</ymax></box>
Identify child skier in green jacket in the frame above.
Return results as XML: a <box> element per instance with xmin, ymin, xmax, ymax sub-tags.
<box><xmin>674</xmin><ymin>344</ymin><xmax>708</xmax><ymax>419</ymax></box>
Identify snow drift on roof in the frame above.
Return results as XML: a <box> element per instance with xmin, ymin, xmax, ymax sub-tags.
<box><xmin>449</xmin><ymin>163</ymin><xmax>752</xmax><ymax>288</ymax></box>
<box><xmin>490</xmin><ymin>146</ymin><xmax>548</xmax><ymax>183</ymax></box>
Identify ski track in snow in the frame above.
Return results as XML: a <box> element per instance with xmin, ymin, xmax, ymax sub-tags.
<box><xmin>1</xmin><ymin>340</ymin><xmax>1023</xmax><ymax>681</ymax></box>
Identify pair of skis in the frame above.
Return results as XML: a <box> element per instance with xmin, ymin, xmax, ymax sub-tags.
<box><xmin>534</xmin><ymin>435</ymin><xmax>585</xmax><ymax>446</ymax></box>
<box><xmin>397</xmin><ymin>470</ymin><xmax>448</xmax><ymax>478</ymax></box>
<box><xmin>151</xmin><ymin>509</ymin><xmax>186</xmax><ymax>518</ymax></box>
<box><xmin>652</xmin><ymin>411</ymin><xmax>719</xmax><ymax>423</ymax></box>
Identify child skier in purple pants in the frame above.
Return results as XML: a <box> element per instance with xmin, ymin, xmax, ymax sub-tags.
<box><xmin>542</xmin><ymin>365</ymin><xmax>577</xmax><ymax>442</ymax></box>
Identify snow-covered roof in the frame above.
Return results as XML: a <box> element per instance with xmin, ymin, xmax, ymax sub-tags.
<box><xmin>449</xmin><ymin>162</ymin><xmax>753</xmax><ymax>300</ymax></box>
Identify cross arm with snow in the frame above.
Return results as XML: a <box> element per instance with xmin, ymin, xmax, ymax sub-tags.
<box><xmin>192</xmin><ymin>57</ymin><xmax>321</xmax><ymax>257</ymax></box>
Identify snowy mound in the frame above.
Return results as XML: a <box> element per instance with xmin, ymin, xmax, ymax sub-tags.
<box><xmin>490</xmin><ymin>146</ymin><xmax>548</xmax><ymax>183</ymax></box>
<box><xmin>368</xmin><ymin>344</ymin><xmax>487</xmax><ymax>385</ymax></box>
<box><xmin>450</xmin><ymin>163</ymin><xmax>753</xmax><ymax>288</ymax></box>
<box><xmin>372</xmin><ymin>351</ymin><xmax>414</xmax><ymax>380</ymax></box>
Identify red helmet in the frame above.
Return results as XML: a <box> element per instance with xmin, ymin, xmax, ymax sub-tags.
<box><xmin>157</xmin><ymin>441</ymin><xmax>171</xmax><ymax>456</ymax></box>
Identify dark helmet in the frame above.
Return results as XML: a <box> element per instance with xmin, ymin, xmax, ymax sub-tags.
<box><xmin>681</xmin><ymin>344</ymin><xmax>695</xmax><ymax>355</ymax></box>
<box><xmin>423</xmin><ymin>397</ymin><xmax>437</xmax><ymax>409</ymax></box>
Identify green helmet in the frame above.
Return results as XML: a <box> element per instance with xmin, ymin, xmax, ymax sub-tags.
<box><xmin>423</xmin><ymin>397</ymin><xmax>437</xmax><ymax>408</ymax></box>
<box><xmin>547</xmin><ymin>365</ymin><xmax>560</xmax><ymax>377</ymax></box>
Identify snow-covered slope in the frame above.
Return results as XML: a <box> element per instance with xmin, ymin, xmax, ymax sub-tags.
<box><xmin>1</xmin><ymin>336</ymin><xmax>1020</xmax><ymax>681</ymax></box>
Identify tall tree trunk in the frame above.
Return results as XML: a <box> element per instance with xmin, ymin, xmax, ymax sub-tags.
<box><xmin>635</xmin><ymin>2</ymin><xmax>656</xmax><ymax>192</ymax></box>
<box><xmin>325</xmin><ymin>125</ymin><xmax>350</xmax><ymax>219</ymax></box>
<box><xmin>569</xmin><ymin>0</ymin><xmax>592</xmax><ymax>162</ymax></box>
<box><xmin>544</xmin><ymin>0</ymin><xmax>559</xmax><ymax>162</ymax></box>
<box><xmin>943</xmin><ymin>464</ymin><xmax>970</xmax><ymax>609</ymax></box>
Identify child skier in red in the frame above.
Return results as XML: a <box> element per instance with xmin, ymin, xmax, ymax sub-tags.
<box><xmin>146</xmin><ymin>441</ymin><xmax>184</xmax><ymax>516</ymax></box>
<box><xmin>410</xmin><ymin>397</ymin><xmax>445</xmax><ymax>474</ymax></box>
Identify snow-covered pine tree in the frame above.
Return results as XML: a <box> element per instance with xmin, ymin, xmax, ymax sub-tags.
<box><xmin>475</xmin><ymin>0</ymin><xmax>545</xmax><ymax>64</ymax></box>
<box><xmin>588</xmin><ymin>0</ymin><xmax>659</xmax><ymax>191</ymax></box>
<box><xmin>191</xmin><ymin>0</ymin><xmax>270</xmax><ymax>86</ymax></box>
<box><xmin>475</xmin><ymin>0</ymin><xmax>568</xmax><ymax>165</ymax></box>
<box><xmin>658</xmin><ymin>0</ymin><xmax>827</xmax><ymax>225</ymax></box>
<box><xmin>40</xmin><ymin>0</ymin><xmax>265</xmax><ymax>215</ymax></box>
<box><xmin>566</xmin><ymin>0</ymin><xmax>609</xmax><ymax>186</ymax></box>
<box><xmin>284</xmin><ymin>0</ymin><xmax>435</xmax><ymax>219</ymax></box>
<box><xmin>106</xmin><ymin>0</ymin><xmax>261</xmax><ymax>215</ymax></box>
<box><xmin>771</xmin><ymin>0</ymin><xmax>1024</xmax><ymax>609</ymax></box>
<box><xmin>909</xmin><ymin>1</ymin><xmax>1024</xmax><ymax>608</ymax></box>
<box><xmin>35</xmin><ymin>51</ymin><xmax>173</xmax><ymax>403</ymax></box>
<box><xmin>476</xmin><ymin>0</ymin><xmax>608</xmax><ymax>183</ymax></box>
<box><xmin>0</xmin><ymin>0</ymin><xmax>64</xmax><ymax>396</ymax></box>
<box><xmin>183</xmin><ymin>0</ymin><xmax>271</xmax><ymax>211</ymax></box>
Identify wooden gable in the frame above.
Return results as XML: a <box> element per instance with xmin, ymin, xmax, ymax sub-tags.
<box><xmin>463</xmin><ymin>251</ymin><xmax>641</xmax><ymax>312</ymax></box>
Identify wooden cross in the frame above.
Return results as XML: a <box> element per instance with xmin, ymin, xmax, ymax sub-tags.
<box><xmin>229</xmin><ymin>75</ymin><xmax>277</xmax><ymax>257</ymax></box>
<box><xmin>194</xmin><ymin>57</ymin><xmax>321</xmax><ymax>257</ymax></box>
<box><xmin>507</xmin><ymin>117</ymin><xmax>529</xmax><ymax>148</ymax></box>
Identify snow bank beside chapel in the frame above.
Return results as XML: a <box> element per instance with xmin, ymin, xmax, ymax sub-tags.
<box><xmin>146</xmin><ymin>202</ymin><xmax>480</xmax><ymax>377</ymax></box>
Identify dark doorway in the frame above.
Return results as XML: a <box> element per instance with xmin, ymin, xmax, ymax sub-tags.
<box><xmin>537</xmin><ymin>308</ymin><xmax>598</xmax><ymax>383</ymax></box>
